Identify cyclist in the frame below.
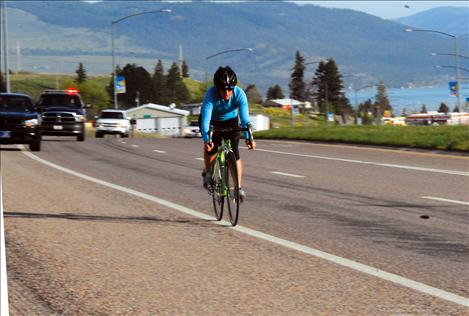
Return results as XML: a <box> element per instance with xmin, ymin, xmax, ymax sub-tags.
<box><xmin>200</xmin><ymin>66</ymin><xmax>256</xmax><ymax>202</ymax></box>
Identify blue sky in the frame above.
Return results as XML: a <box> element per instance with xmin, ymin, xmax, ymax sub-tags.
<box><xmin>294</xmin><ymin>1</ymin><xmax>468</xmax><ymax>19</ymax></box>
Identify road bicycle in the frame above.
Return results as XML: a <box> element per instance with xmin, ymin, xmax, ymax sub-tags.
<box><xmin>208</xmin><ymin>124</ymin><xmax>253</xmax><ymax>226</ymax></box>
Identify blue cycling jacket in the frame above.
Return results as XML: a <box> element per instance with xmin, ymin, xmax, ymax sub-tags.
<box><xmin>200</xmin><ymin>86</ymin><xmax>250</xmax><ymax>142</ymax></box>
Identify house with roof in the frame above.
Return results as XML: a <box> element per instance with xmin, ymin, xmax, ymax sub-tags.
<box><xmin>126</xmin><ymin>103</ymin><xmax>189</xmax><ymax>136</ymax></box>
<box><xmin>264</xmin><ymin>98</ymin><xmax>314</xmax><ymax>113</ymax></box>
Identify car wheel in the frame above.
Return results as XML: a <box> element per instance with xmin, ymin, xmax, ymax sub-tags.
<box><xmin>29</xmin><ymin>141</ymin><xmax>41</xmax><ymax>152</ymax></box>
<box><xmin>95</xmin><ymin>132</ymin><xmax>103</xmax><ymax>138</ymax></box>
<box><xmin>77</xmin><ymin>133</ymin><xmax>85</xmax><ymax>141</ymax></box>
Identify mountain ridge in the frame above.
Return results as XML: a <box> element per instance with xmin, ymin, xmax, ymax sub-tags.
<box><xmin>5</xmin><ymin>1</ymin><xmax>469</xmax><ymax>95</ymax></box>
<box><xmin>395</xmin><ymin>7</ymin><xmax>469</xmax><ymax>36</ymax></box>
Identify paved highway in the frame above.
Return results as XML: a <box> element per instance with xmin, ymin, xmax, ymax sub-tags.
<box><xmin>2</xmin><ymin>136</ymin><xmax>468</xmax><ymax>315</ymax></box>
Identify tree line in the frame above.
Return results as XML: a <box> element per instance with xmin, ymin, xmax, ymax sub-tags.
<box><xmin>286</xmin><ymin>50</ymin><xmax>391</xmax><ymax>122</ymax></box>
<box><xmin>107</xmin><ymin>59</ymin><xmax>191</xmax><ymax>109</ymax></box>
<box><xmin>72</xmin><ymin>59</ymin><xmax>191</xmax><ymax>112</ymax></box>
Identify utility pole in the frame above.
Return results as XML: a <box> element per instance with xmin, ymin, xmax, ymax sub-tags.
<box><xmin>16</xmin><ymin>39</ymin><xmax>20</xmax><ymax>72</ymax></box>
<box><xmin>2</xmin><ymin>0</ymin><xmax>11</xmax><ymax>92</ymax></box>
<box><xmin>179</xmin><ymin>44</ymin><xmax>183</xmax><ymax>78</ymax></box>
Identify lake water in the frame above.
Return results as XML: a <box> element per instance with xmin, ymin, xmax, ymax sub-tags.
<box><xmin>345</xmin><ymin>83</ymin><xmax>469</xmax><ymax>114</ymax></box>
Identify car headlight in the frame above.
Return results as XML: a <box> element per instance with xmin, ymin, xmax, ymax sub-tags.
<box><xmin>75</xmin><ymin>115</ymin><xmax>85</xmax><ymax>122</ymax></box>
<box><xmin>24</xmin><ymin>118</ymin><xmax>39</xmax><ymax>127</ymax></box>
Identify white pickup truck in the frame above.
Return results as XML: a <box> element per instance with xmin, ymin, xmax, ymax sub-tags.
<box><xmin>95</xmin><ymin>109</ymin><xmax>131</xmax><ymax>138</ymax></box>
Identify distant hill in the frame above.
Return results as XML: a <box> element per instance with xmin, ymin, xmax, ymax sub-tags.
<box><xmin>395</xmin><ymin>7</ymin><xmax>469</xmax><ymax>36</ymax></box>
<box><xmin>5</xmin><ymin>1</ymin><xmax>469</xmax><ymax>95</ymax></box>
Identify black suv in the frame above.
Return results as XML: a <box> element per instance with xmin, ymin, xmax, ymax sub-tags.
<box><xmin>0</xmin><ymin>93</ymin><xmax>42</xmax><ymax>151</ymax></box>
<box><xmin>37</xmin><ymin>89</ymin><xmax>87</xmax><ymax>141</ymax></box>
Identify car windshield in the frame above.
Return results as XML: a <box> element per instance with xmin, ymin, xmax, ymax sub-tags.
<box><xmin>0</xmin><ymin>95</ymin><xmax>33</xmax><ymax>112</ymax></box>
<box><xmin>189</xmin><ymin>121</ymin><xmax>199</xmax><ymax>127</ymax></box>
<box><xmin>101</xmin><ymin>112</ymin><xmax>124</xmax><ymax>119</ymax></box>
<box><xmin>38</xmin><ymin>94</ymin><xmax>81</xmax><ymax>108</ymax></box>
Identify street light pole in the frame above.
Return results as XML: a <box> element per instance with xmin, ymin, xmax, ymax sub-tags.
<box><xmin>112</xmin><ymin>9</ymin><xmax>171</xmax><ymax>109</ymax></box>
<box><xmin>204</xmin><ymin>48</ymin><xmax>253</xmax><ymax>90</ymax></box>
<box><xmin>1</xmin><ymin>0</ymin><xmax>10</xmax><ymax>92</ymax></box>
<box><xmin>405</xmin><ymin>28</ymin><xmax>461</xmax><ymax>112</ymax></box>
<box><xmin>111</xmin><ymin>21</ymin><xmax>116</xmax><ymax>108</ymax></box>
<box><xmin>436</xmin><ymin>65</ymin><xmax>469</xmax><ymax>73</ymax></box>
<box><xmin>432</xmin><ymin>52</ymin><xmax>469</xmax><ymax>60</ymax></box>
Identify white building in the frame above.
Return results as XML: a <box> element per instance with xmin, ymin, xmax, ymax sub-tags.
<box><xmin>405</xmin><ymin>112</ymin><xmax>469</xmax><ymax>126</ymax></box>
<box><xmin>126</xmin><ymin>103</ymin><xmax>190</xmax><ymax>136</ymax></box>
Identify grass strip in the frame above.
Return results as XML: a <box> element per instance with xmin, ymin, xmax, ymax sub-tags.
<box><xmin>254</xmin><ymin>125</ymin><xmax>469</xmax><ymax>152</ymax></box>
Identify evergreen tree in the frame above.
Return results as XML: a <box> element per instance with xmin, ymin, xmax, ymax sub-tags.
<box><xmin>438</xmin><ymin>102</ymin><xmax>449</xmax><ymax>113</ymax></box>
<box><xmin>357</xmin><ymin>99</ymin><xmax>374</xmax><ymax>125</ymax></box>
<box><xmin>288</xmin><ymin>50</ymin><xmax>306</xmax><ymax>101</ymax></box>
<box><xmin>75</xmin><ymin>62</ymin><xmax>87</xmax><ymax>84</ymax></box>
<box><xmin>0</xmin><ymin>72</ymin><xmax>6</xmax><ymax>92</ymax></box>
<box><xmin>181</xmin><ymin>59</ymin><xmax>189</xmax><ymax>78</ymax></box>
<box><xmin>453</xmin><ymin>105</ymin><xmax>460</xmax><ymax>112</ymax></box>
<box><xmin>266</xmin><ymin>84</ymin><xmax>284</xmax><ymax>100</ymax></box>
<box><xmin>312</xmin><ymin>58</ymin><xmax>351</xmax><ymax>115</ymax></box>
<box><xmin>166</xmin><ymin>62</ymin><xmax>190</xmax><ymax>105</ymax></box>
<box><xmin>121</xmin><ymin>63</ymin><xmax>153</xmax><ymax>108</ymax></box>
<box><xmin>152</xmin><ymin>59</ymin><xmax>169</xmax><ymax>104</ymax></box>
<box><xmin>373</xmin><ymin>81</ymin><xmax>391</xmax><ymax>118</ymax></box>
<box><xmin>420</xmin><ymin>104</ymin><xmax>428</xmax><ymax>113</ymax></box>
<box><xmin>245</xmin><ymin>84</ymin><xmax>263</xmax><ymax>104</ymax></box>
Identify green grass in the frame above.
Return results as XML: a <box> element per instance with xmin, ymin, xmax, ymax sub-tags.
<box><xmin>254</xmin><ymin>125</ymin><xmax>469</xmax><ymax>152</ymax></box>
<box><xmin>250</xmin><ymin>103</ymin><xmax>322</xmax><ymax>128</ymax></box>
<box><xmin>11</xmin><ymin>73</ymin><xmax>469</xmax><ymax>152</ymax></box>
<box><xmin>10</xmin><ymin>73</ymin><xmax>110</xmax><ymax>101</ymax></box>
<box><xmin>11</xmin><ymin>73</ymin><xmax>204</xmax><ymax>104</ymax></box>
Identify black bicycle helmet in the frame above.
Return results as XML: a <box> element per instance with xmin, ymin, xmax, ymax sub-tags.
<box><xmin>213</xmin><ymin>66</ymin><xmax>237</xmax><ymax>90</ymax></box>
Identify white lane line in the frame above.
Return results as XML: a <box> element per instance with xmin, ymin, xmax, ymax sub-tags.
<box><xmin>195</xmin><ymin>158</ymin><xmax>204</xmax><ymax>161</ymax></box>
<box><xmin>20</xmin><ymin>150</ymin><xmax>469</xmax><ymax>307</ymax></box>
<box><xmin>0</xmin><ymin>176</ymin><xmax>10</xmax><ymax>315</ymax></box>
<box><xmin>131</xmin><ymin>145</ymin><xmax>139</xmax><ymax>148</ymax></box>
<box><xmin>270</xmin><ymin>171</ymin><xmax>305</xmax><ymax>178</ymax></box>
<box><xmin>421</xmin><ymin>196</ymin><xmax>469</xmax><ymax>206</ymax></box>
<box><xmin>249</xmin><ymin>148</ymin><xmax>469</xmax><ymax>177</ymax></box>
<box><xmin>154</xmin><ymin>150</ymin><xmax>166</xmax><ymax>154</ymax></box>
<box><xmin>121</xmin><ymin>141</ymin><xmax>126</xmax><ymax>144</ymax></box>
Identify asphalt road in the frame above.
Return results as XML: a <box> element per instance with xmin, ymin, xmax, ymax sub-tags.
<box><xmin>2</xmin><ymin>135</ymin><xmax>469</xmax><ymax>315</ymax></box>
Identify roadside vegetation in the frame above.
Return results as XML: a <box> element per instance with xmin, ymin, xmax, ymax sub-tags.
<box><xmin>6</xmin><ymin>69</ymin><xmax>469</xmax><ymax>152</ymax></box>
<box><xmin>254</xmin><ymin>125</ymin><xmax>469</xmax><ymax>152</ymax></box>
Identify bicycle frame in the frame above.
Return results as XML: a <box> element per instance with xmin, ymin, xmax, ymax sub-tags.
<box><xmin>207</xmin><ymin>123</ymin><xmax>252</xmax><ymax>226</ymax></box>
<box><xmin>212</xmin><ymin>138</ymin><xmax>232</xmax><ymax>197</ymax></box>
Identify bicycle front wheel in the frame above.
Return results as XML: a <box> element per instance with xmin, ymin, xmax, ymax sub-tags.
<box><xmin>225</xmin><ymin>151</ymin><xmax>240</xmax><ymax>226</ymax></box>
<box><xmin>211</xmin><ymin>158</ymin><xmax>224</xmax><ymax>221</ymax></box>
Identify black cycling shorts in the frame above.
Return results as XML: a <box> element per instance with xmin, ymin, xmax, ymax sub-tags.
<box><xmin>207</xmin><ymin>117</ymin><xmax>241</xmax><ymax>160</ymax></box>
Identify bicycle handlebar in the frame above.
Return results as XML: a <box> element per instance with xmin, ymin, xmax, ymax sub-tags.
<box><xmin>208</xmin><ymin>123</ymin><xmax>253</xmax><ymax>145</ymax></box>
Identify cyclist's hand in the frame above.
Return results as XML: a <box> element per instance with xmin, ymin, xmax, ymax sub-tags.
<box><xmin>204</xmin><ymin>142</ymin><xmax>214</xmax><ymax>152</ymax></box>
<box><xmin>246</xmin><ymin>140</ymin><xmax>256</xmax><ymax>150</ymax></box>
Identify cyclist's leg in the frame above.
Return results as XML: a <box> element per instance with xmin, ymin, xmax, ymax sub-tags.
<box><xmin>203</xmin><ymin>131</ymin><xmax>221</xmax><ymax>173</ymax></box>
<box><xmin>237</xmin><ymin>159</ymin><xmax>243</xmax><ymax>187</ymax></box>
<box><xmin>228</xmin><ymin>130</ymin><xmax>242</xmax><ymax>187</ymax></box>
<box><xmin>203</xmin><ymin>150</ymin><xmax>217</xmax><ymax>174</ymax></box>
<box><xmin>228</xmin><ymin>130</ymin><xmax>247</xmax><ymax>201</ymax></box>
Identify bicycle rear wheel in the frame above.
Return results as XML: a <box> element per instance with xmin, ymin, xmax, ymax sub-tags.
<box><xmin>211</xmin><ymin>158</ymin><xmax>224</xmax><ymax>221</ymax></box>
<box><xmin>225</xmin><ymin>151</ymin><xmax>240</xmax><ymax>226</ymax></box>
